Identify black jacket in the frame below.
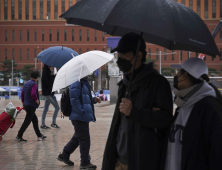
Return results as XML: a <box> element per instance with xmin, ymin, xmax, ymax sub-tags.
<box><xmin>160</xmin><ymin>96</ymin><xmax>222</xmax><ymax>170</ymax></box>
<box><xmin>102</xmin><ymin>63</ymin><xmax>173</xmax><ymax>170</ymax></box>
<box><xmin>41</xmin><ymin>65</ymin><xmax>55</xmax><ymax>96</ymax></box>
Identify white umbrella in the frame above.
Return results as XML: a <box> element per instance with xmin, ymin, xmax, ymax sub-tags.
<box><xmin>52</xmin><ymin>50</ymin><xmax>113</xmax><ymax>92</ymax></box>
<box><xmin>0</xmin><ymin>87</ymin><xmax>5</xmax><ymax>92</ymax></box>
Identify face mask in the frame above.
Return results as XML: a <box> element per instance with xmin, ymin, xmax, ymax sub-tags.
<box><xmin>173</xmin><ymin>74</ymin><xmax>184</xmax><ymax>89</ymax></box>
<box><xmin>117</xmin><ymin>58</ymin><xmax>133</xmax><ymax>72</ymax></box>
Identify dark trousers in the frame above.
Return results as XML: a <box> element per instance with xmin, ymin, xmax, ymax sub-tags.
<box><xmin>18</xmin><ymin>105</ymin><xmax>42</xmax><ymax>138</ymax></box>
<box><xmin>62</xmin><ymin>120</ymin><xmax>91</xmax><ymax>164</ymax></box>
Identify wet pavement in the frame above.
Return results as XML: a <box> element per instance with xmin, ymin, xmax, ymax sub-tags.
<box><xmin>0</xmin><ymin>100</ymin><xmax>114</xmax><ymax>170</ymax></box>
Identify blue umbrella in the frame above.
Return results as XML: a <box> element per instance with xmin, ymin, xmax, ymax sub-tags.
<box><xmin>37</xmin><ymin>46</ymin><xmax>79</xmax><ymax>68</ymax></box>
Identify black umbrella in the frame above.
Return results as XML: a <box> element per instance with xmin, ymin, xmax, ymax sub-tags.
<box><xmin>61</xmin><ymin>0</ymin><xmax>219</xmax><ymax>57</ymax></box>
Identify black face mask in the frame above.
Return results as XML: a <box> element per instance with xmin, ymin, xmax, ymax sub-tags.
<box><xmin>117</xmin><ymin>58</ymin><xmax>133</xmax><ymax>72</ymax></box>
<box><xmin>173</xmin><ymin>74</ymin><xmax>184</xmax><ymax>89</ymax></box>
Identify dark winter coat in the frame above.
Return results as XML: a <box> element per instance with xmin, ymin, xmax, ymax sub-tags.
<box><xmin>102</xmin><ymin>63</ymin><xmax>173</xmax><ymax>170</ymax></box>
<box><xmin>41</xmin><ymin>65</ymin><xmax>55</xmax><ymax>96</ymax></box>
<box><xmin>160</xmin><ymin>96</ymin><xmax>222</xmax><ymax>170</ymax></box>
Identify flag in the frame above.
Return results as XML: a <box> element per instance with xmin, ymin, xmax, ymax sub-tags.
<box><xmin>198</xmin><ymin>53</ymin><xmax>205</xmax><ymax>60</ymax></box>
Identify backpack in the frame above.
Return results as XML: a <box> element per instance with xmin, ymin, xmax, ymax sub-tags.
<box><xmin>60</xmin><ymin>80</ymin><xmax>83</xmax><ymax>117</ymax></box>
<box><xmin>60</xmin><ymin>87</ymin><xmax>72</xmax><ymax>117</ymax></box>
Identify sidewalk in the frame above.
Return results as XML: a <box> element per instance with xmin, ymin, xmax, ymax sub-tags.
<box><xmin>0</xmin><ymin>100</ymin><xmax>115</xmax><ymax>170</ymax></box>
<box><xmin>0</xmin><ymin>100</ymin><xmax>176</xmax><ymax>170</ymax></box>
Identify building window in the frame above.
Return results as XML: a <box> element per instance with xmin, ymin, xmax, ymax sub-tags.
<box><xmin>189</xmin><ymin>0</ymin><xmax>193</xmax><ymax>10</ymax></box>
<box><xmin>221</xmin><ymin>0</ymin><xmax>222</xmax><ymax>18</ymax></box>
<box><xmin>181</xmin><ymin>0</ymin><xmax>185</xmax><ymax>5</ymax></box>
<box><xmin>212</xmin><ymin>0</ymin><xmax>216</xmax><ymax>18</ymax></box>
<box><xmin>27</xmin><ymin>49</ymin><xmax>29</xmax><ymax>61</ymax></box>
<box><xmin>33</xmin><ymin>0</ymin><xmax>36</xmax><ymax>20</ymax></box>
<box><xmin>5</xmin><ymin>30</ymin><xmax>7</xmax><ymax>42</ymax></box>
<box><xmin>27</xmin><ymin>30</ymin><xmax>29</xmax><ymax>41</ymax></box>
<box><xmin>12</xmin><ymin>49</ymin><xmax>15</xmax><ymax>60</ymax></box>
<box><xmin>72</xmin><ymin>29</ymin><xmax>74</xmax><ymax>41</ymax></box>
<box><xmin>197</xmin><ymin>0</ymin><xmax>201</xmax><ymax>16</ymax></box>
<box><xmin>47</xmin><ymin>0</ymin><xmax>51</xmax><ymax>20</ymax></box>
<box><xmin>87</xmin><ymin>29</ymin><xmax>90</xmax><ymax>41</ymax></box>
<box><xmin>196</xmin><ymin>52</ymin><xmax>198</xmax><ymax>58</ymax></box>
<box><xmin>40</xmin><ymin>0</ymin><xmax>43</xmax><ymax>20</ymax></box>
<box><xmin>20</xmin><ymin>49</ymin><xmax>22</xmax><ymax>61</ymax></box>
<box><xmin>5</xmin><ymin>49</ymin><xmax>7</xmax><ymax>60</ymax></box>
<box><xmin>49</xmin><ymin>29</ymin><xmax>52</xmax><ymax>41</ymax></box>
<box><xmin>34</xmin><ymin>30</ymin><xmax>37</xmax><ymax>41</ymax></box>
<box><xmin>54</xmin><ymin>0</ymin><xmax>58</xmax><ymax>19</ymax></box>
<box><xmin>69</xmin><ymin>0</ymin><xmax>73</xmax><ymax>7</ymax></box>
<box><xmin>87</xmin><ymin>48</ymin><xmax>89</xmax><ymax>52</ymax></box>
<box><xmin>20</xmin><ymin>30</ymin><xmax>22</xmax><ymax>42</ymax></box>
<box><xmin>18</xmin><ymin>0</ymin><xmax>22</xmax><ymax>20</ymax></box>
<box><xmin>26</xmin><ymin>0</ymin><xmax>29</xmax><ymax>20</ymax></box>
<box><xmin>220</xmin><ymin>49</ymin><xmax>222</xmax><ymax>61</ymax></box>
<box><xmin>204</xmin><ymin>0</ymin><xmax>208</xmax><ymax>19</ymax></box>
<box><xmin>57</xmin><ymin>29</ymin><xmax>59</xmax><ymax>41</ymax></box>
<box><xmin>212</xmin><ymin>56</ymin><xmax>214</xmax><ymax>61</ymax></box>
<box><xmin>62</xmin><ymin>0</ymin><xmax>65</xmax><ymax>13</ymax></box>
<box><xmin>12</xmin><ymin>30</ymin><xmax>15</xmax><ymax>42</ymax></box>
<box><xmin>180</xmin><ymin>50</ymin><xmax>182</xmax><ymax>61</ymax></box>
<box><xmin>156</xmin><ymin>49</ymin><xmax>159</xmax><ymax>61</ymax></box>
<box><xmin>148</xmin><ymin>49</ymin><xmax>151</xmax><ymax>59</ymax></box>
<box><xmin>102</xmin><ymin>32</ymin><xmax>105</xmax><ymax>41</ymax></box>
<box><xmin>204</xmin><ymin>55</ymin><xmax>206</xmax><ymax>61</ymax></box>
<box><xmin>4</xmin><ymin>0</ymin><xmax>7</xmax><ymax>20</ymax></box>
<box><xmin>172</xmin><ymin>50</ymin><xmax>175</xmax><ymax>61</ymax></box>
<box><xmin>188</xmin><ymin>51</ymin><xmax>190</xmax><ymax>58</ymax></box>
<box><xmin>34</xmin><ymin>49</ymin><xmax>37</xmax><ymax>58</ymax></box>
<box><xmin>76</xmin><ymin>0</ymin><xmax>80</xmax><ymax>3</ymax></box>
<box><xmin>94</xmin><ymin>30</ymin><xmax>97</xmax><ymax>41</ymax></box>
<box><xmin>64</xmin><ymin>30</ymin><xmax>67</xmax><ymax>41</ymax></box>
<box><xmin>11</xmin><ymin>0</ymin><xmax>15</xmax><ymax>20</ymax></box>
<box><xmin>164</xmin><ymin>49</ymin><xmax>167</xmax><ymax>61</ymax></box>
<box><xmin>79</xmin><ymin>29</ymin><xmax>82</xmax><ymax>41</ymax></box>
<box><xmin>42</xmin><ymin>30</ymin><xmax>44</xmax><ymax>41</ymax></box>
<box><xmin>79</xmin><ymin>48</ymin><xmax>82</xmax><ymax>54</ymax></box>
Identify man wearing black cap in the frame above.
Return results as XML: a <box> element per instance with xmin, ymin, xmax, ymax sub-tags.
<box><xmin>102</xmin><ymin>32</ymin><xmax>173</xmax><ymax>170</ymax></box>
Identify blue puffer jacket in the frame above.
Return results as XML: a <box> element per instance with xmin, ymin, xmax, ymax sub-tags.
<box><xmin>69</xmin><ymin>78</ymin><xmax>96</xmax><ymax>122</ymax></box>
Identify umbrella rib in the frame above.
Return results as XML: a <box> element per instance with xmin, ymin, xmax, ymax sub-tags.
<box><xmin>78</xmin><ymin>57</ymin><xmax>91</xmax><ymax>74</ymax></box>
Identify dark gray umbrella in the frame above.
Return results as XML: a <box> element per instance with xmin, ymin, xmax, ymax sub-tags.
<box><xmin>61</xmin><ymin>0</ymin><xmax>219</xmax><ymax>57</ymax></box>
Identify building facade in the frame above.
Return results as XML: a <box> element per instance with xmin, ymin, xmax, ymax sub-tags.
<box><xmin>0</xmin><ymin>0</ymin><xmax>222</xmax><ymax>72</ymax></box>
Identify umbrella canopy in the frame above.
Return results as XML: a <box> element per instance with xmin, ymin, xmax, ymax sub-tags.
<box><xmin>0</xmin><ymin>87</ymin><xmax>6</xmax><ymax>92</ymax></box>
<box><xmin>37</xmin><ymin>46</ymin><xmax>79</xmax><ymax>68</ymax></box>
<box><xmin>61</xmin><ymin>0</ymin><xmax>219</xmax><ymax>57</ymax></box>
<box><xmin>52</xmin><ymin>51</ymin><xmax>113</xmax><ymax>92</ymax></box>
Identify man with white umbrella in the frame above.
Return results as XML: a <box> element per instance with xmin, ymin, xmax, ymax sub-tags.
<box><xmin>57</xmin><ymin>76</ymin><xmax>101</xmax><ymax>169</ymax></box>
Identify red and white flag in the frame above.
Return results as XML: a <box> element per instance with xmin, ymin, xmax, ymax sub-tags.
<box><xmin>198</xmin><ymin>53</ymin><xmax>205</xmax><ymax>60</ymax></box>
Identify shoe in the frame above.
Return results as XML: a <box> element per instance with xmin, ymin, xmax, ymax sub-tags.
<box><xmin>41</xmin><ymin>125</ymin><xmax>51</xmax><ymax>129</ymax></box>
<box><xmin>57</xmin><ymin>153</ymin><xmax>74</xmax><ymax>166</ymax></box>
<box><xmin>80</xmin><ymin>163</ymin><xmax>97</xmax><ymax>170</ymax></box>
<box><xmin>16</xmin><ymin>136</ymin><xmax>27</xmax><ymax>142</ymax></box>
<box><xmin>38</xmin><ymin>134</ymin><xmax>47</xmax><ymax>141</ymax></box>
<box><xmin>51</xmin><ymin>124</ymin><xmax>60</xmax><ymax>128</ymax></box>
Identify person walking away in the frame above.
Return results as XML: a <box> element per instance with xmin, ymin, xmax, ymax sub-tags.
<box><xmin>101</xmin><ymin>32</ymin><xmax>173</xmax><ymax>170</ymax></box>
<box><xmin>57</xmin><ymin>77</ymin><xmax>101</xmax><ymax>170</ymax></box>
<box><xmin>41</xmin><ymin>64</ymin><xmax>60</xmax><ymax>129</ymax></box>
<box><xmin>16</xmin><ymin>70</ymin><xmax>46</xmax><ymax>141</ymax></box>
<box><xmin>160</xmin><ymin>57</ymin><xmax>222</xmax><ymax>170</ymax></box>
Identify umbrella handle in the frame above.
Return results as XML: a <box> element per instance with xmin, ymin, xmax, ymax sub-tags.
<box><xmin>125</xmin><ymin>32</ymin><xmax>144</xmax><ymax>99</ymax></box>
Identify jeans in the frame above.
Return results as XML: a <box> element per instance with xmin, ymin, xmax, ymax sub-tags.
<box><xmin>18</xmin><ymin>105</ymin><xmax>42</xmax><ymax>138</ymax></box>
<box><xmin>41</xmin><ymin>95</ymin><xmax>60</xmax><ymax>126</ymax></box>
<box><xmin>62</xmin><ymin>120</ymin><xmax>91</xmax><ymax>165</ymax></box>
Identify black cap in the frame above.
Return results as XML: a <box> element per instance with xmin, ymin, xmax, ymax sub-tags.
<box><xmin>111</xmin><ymin>32</ymin><xmax>146</xmax><ymax>53</ymax></box>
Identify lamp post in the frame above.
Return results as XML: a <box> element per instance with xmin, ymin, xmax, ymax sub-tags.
<box><xmin>147</xmin><ymin>51</ymin><xmax>177</xmax><ymax>74</ymax></box>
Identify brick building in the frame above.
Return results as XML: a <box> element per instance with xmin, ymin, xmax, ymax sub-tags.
<box><xmin>0</xmin><ymin>0</ymin><xmax>222</xmax><ymax>73</ymax></box>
